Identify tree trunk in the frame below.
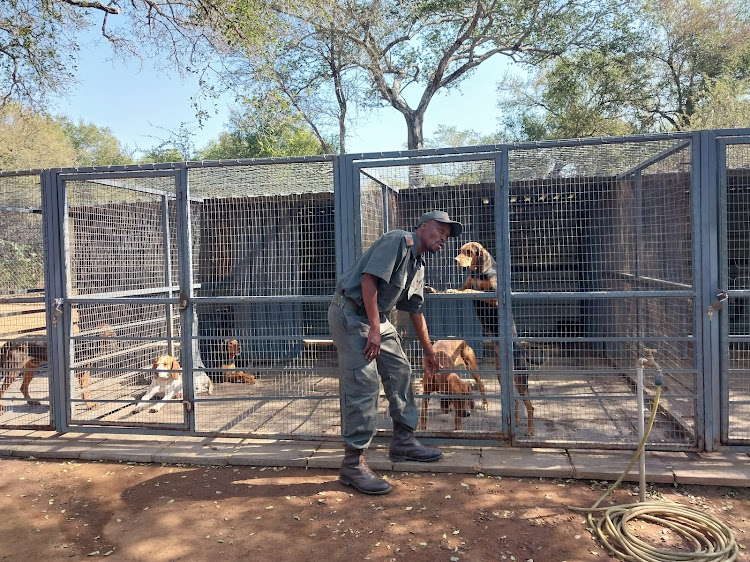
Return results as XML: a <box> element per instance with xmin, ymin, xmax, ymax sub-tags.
<box><xmin>405</xmin><ymin>111</ymin><xmax>425</xmax><ymax>150</ymax></box>
<box><xmin>403</xmin><ymin>110</ymin><xmax>426</xmax><ymax>188</ymax></box>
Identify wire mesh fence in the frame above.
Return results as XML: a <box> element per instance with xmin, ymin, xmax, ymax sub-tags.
<box><xmin>353</xmin><ymin>138</ymin><xmax>699</xmax><ymax>448</ymax></box>
<box><xmin>726</xmin><ymin>141</ymin><xmax>750</xmax><ymax>441</ymax></box>
<box><xmin>0</xmin><ymin>172</ymin><xmax>50</xmax><ymax>428</ymax></box>
<box><xmin>1</xmin><ymin>132</ymin><xmax>749</xmax><ymax>449</ymax></box>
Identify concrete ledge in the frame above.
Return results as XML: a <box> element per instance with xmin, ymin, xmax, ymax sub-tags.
<box><xmin>481</xmin><ymin>447</ymin><xmax>572</xmax><ymax>478</ymax></box>
<box><xmin>391</xmin><ymin>446</ymin><xmax>480</xmax><ymax>474</ymax></box>
<box><xmin>670</xmin><ymin>452</ymin><xmax>750</xmax><ymax>487</ymax></box>
<box><xmin>568</xmin><ymin>450</ymin><xmax>675</xmax><ymax>483</ymax></box>
<box><xmin>79</xmin><ymin>437</ymin><xmax>177</xmax><ymax>463</ymax></box>
<box><xmin>231</xmin><ymin>440</ymin><xmax>318</xmax><ymax>467</ymax></box>
<box><xmin>1</xmin><ymin>431</ymin><xmax>749</xmax><ymax>486</ymax></box>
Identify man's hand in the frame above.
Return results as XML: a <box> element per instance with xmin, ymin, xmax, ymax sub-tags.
<box><xmin>423</xmin><ymin>346</ymin><xmax>439</xmax><ymax>378</ymax></box>
<box><xmin>364</xmin><ymin>329</ymin><xmax>381</xmax><ymax>361</ymax></box>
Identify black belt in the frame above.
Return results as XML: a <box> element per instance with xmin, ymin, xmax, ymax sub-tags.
<box><xmin>332</xmin><ymin>292</ymin><xmax>386</xmax><ymax>322</ymax></box>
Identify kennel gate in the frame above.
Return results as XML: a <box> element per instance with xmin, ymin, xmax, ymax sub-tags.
<box><xmin>720</xmin><ymin>136</ymin><xmax>750</xmax><ymax>446</ymax></box>
<box><xmin>40</xmin><ymin>158</ymin><xmax>340</xmax><ymax>437</ymax></box>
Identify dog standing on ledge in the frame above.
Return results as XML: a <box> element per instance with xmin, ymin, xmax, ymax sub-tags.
<box><xmin>449</xmin><ymin>241</ymin><xmax>535</xmax><ymax>436</ymax></box>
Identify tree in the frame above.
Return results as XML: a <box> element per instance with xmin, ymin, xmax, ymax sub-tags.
<box><xmin>226</xmin><ymin>0</ymin><xmax>623</xmax><ymax>150</ymax></box>
<box><xmin>58</xmin><ymin>118</ymin><xmax>134</xmax><ymax>166</ymax></box>
<box><xmin>0</xmin><ymin>0</ymin><xmax>263</xmax><ymax>113</ymax></box>
<box><xmin>424</xmin><ymin>125</ymin><xmax>503</xmax><ymax>148</ymax></box>
<box><xmin>686</xmin><ymin>76</ymin><xmax>750</xmax><ymax>130</ymax></box>
<box><xmin>0</xmin><ymin>103</ymin><xmax>77</xmax><ymax>170</ymax></box>
<box><xmin>196</xmin><ymin>98</ymin><xmax>326</xmax><ymax>159</ymax></box>
<box><xmin>499</xmin><ymin>0</ymin><xmax>750</xmax><ymax>140</ymax></box>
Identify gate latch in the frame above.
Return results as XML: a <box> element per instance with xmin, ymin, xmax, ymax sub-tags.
<box><xmin>183</xmin><ymin>400</ymin><xmax>193</xmax><ymax>412</ymax></box>
<box><xmin>708</xmin><ymin>291</ymin><xmax>729</xmax><ymax>319</ymax></box>
<box><xmin>52</xmin><ymin>298</ymin><xmax>64</xmax><ymax>327</ymax></box>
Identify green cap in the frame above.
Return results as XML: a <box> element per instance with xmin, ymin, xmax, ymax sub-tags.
<box><xmin>416</xmin><ymin>210</ymin><xmax>462</xmax><ymax>238</ymax></box>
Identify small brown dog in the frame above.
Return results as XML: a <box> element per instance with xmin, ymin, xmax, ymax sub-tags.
<box><xmin>221</xmin><ymin>340</ymin><xmax>256</xmax><ymax>384</ymax></box>
<box><xmin>0</xmin><ymin>323</ymin><xmax>116</xmax><ymax>412</ymax></box>
<box><xmin>451</xmin><ymin>241</ymin><xmax>535</xmax><ymax>436</ymax></box>
<box><xmin>419</xmin><ymin>339</ymin><xmax>485</xmax><ymax>430</ymax></box>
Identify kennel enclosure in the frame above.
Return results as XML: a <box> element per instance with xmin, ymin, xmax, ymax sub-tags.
<box><xmin>1</xmin><ymin>130</ymin><xmax>750</xmax><ymax>452</ymax></box>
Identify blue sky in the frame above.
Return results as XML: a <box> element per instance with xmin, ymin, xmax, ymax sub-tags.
<box><xmin>51</xmin><ymin>32</ymin><xmax>509</xmax><ymax>156</ymax></box>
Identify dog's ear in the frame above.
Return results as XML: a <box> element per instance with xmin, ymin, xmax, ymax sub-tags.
<box><xmin>476</xmin><ymin>244</ymin><xmax>491</xmax><ymax>273</ymax></box>
<box><xmin>170</xmin><ymin>357</ymin><xmax>181</xmax><ymax>379</ymax></box>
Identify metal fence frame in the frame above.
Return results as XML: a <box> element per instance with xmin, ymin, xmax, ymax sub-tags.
<box><xmin>2</xmin><ymin>130</ymin><xmax>750</xmax><ymax>451</ymax></box>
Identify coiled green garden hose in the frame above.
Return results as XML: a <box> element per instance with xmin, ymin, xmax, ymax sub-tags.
<box><xmin>569</xmin><ymin>386</ymin><xmax>739</xmax><ymax>561</ymax></box>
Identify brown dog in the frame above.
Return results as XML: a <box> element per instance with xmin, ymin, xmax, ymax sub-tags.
<box><xmin>419</xmin><ymin>340</ymin><xmax>482</xmax><ymax>430</ymax></box>
<box><xmin>221</xmin><ymin>340</ymin><xmax>256</xmax><ymax>384</ymax></box>
<box><xmin>451</xmin><ymin>241</ymin><xmax>535</xmax><ymax>436</ymax></box>
<box><xmin>0</xmin><ymin>323</ymin><xmax>116</xmax><ymax>412</ymax></box>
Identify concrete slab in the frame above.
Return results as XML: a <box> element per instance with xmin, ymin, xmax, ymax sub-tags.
<box><xmin>307</xmin><ymin>445</ymin><xmax>393</xmax><ymax>471</ymax></box>
<box><xmin>480</xmin><ymin>447</ymin><xmax>572</xmax><ymax>478</ymax></box>
<box><xmin>0</xmin><ymin>429</ymin><xmax>38</xmax><ymax>438</ymax></box>
<box><xmin>568</xmin><ymin>450</ymin><xmax>675</xmax><ymax>483</ymax></box>
<box><xmin>671</xmin><ymin>452</ymin><xmax>750</xmax><ymax>487</ymax></box>
<box><xmin>0</xmin><ymin>439</ymin><xmax>33</xmax><ymax>456</ymax></box>
<box><xmin>9</xmin><ymin>440</ymin><xmax>96</xmax><ymax>460</ymax></box>
<box><xmin>390</xmin><ymin>446</ymin><xmax>480</xmax><ymax>474</ymax></box>
<box><xmin>78</xmin><ymin>439</ymin><xmax>157</xmax><ymax>462</ymax></box>
<box><xmin>1</xmin><ymin>430</ymin><xmax>750</xmax><ymax>486</ymax></box>
<box><xmin>151</xmin><ymin>441</ymin><xmax>232</xmax><ymax>466</ymax></box>
<box><xmin>307</xmin><ymin>444</ymin><xmax>344</xmax><ymax>469</ymax></box>
<box><xmin>230</xmin><ymin>440</ymin><xmax>318</xmax><ymax>467</ymax></box>
<box><xmin>79</xmin><ymin>439</ymin><xmax>173</xmax><ymax>463</ymax></box>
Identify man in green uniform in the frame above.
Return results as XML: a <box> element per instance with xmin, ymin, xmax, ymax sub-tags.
<box><xmin>328</xmin><ymin>210</ymin><xmax>463</xmax><ymax>495</ymax></box>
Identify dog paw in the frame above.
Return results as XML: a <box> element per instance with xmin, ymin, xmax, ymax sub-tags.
<box><xmin>26</xmin><ymin>400</ymin><xmax>42</xmax><ymax>406</ymax></box>
<box><xmin>480</xmin><ymin>402</ymin><xmax>489</xmax><ymax>410</ymax></box>
<box><xmin>424</xmin><ymin>285</ymin><xmax>438</xmax><ymax>294</ymax></box>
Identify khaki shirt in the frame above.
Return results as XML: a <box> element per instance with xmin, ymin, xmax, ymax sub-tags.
<box><xmin>336</xmin><ymin>230</ymin><xmax>425</xmax><ymax>315</ymax></box>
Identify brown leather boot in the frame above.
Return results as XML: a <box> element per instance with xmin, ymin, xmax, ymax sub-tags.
<box><xmin>339</xmin><ymin>446</ymin><xmax>392</xmax><ymax>495</ymax></box>
<box><xmin>389</xmin><ymin>421</ymin><xmax>443</xmax><ymax>462</ymax></box>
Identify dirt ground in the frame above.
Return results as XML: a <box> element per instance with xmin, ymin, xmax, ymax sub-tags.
<box><xmin>1</xmin><ymin>456</ymin><xmax>748</xmax><ymax>561</ymax></box>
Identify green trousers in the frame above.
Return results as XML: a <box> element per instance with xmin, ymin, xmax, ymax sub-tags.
<box><xmin>328</xmin><ymin>303</ymin><xmax>418</xmax><ymax>449</ymax></box>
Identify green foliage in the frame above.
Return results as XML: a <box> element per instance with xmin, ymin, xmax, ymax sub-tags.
<box><xmin>0</xmin><ymin>103</ymin><xmax>77</xmax><ymax>170</ymax></box>
<box><xmin>425</xmin><ymin>125</ymin><xmax>503</xmax><ymax>148</ymax></box>
<box><xmin>499</xmin><ymin>0</ymin><xmax>750</xmax><ymax>140</ymax></box>
<box><xmin>196</xmin><ymin>94</ymin><xmax>326</xmax><ymax>159</ymax></box>
<box><xmin>0</xmin><ymin>240</ymin><xmax>44</xmax><ymax>291</ymax></box>
<box><xmin>58</xmin><ymin>117</ymin><xmax>134</xmax><ymax>166</ymax></box>
<box><xmin>138</xmin><ymin>148</ymin><xmax>187</xmax><ymax>164</ymax></box>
